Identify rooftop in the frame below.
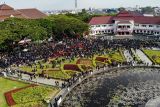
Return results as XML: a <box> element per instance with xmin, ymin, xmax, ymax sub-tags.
<box><xmin>89</xmin><ymin>11</ymin><xmax>160</xmax><ymax>25</ymax></box>
<box><xmin>0</xmin><ymin>4</ymin><xmax>47</xmax><ymax>21</ymax></box>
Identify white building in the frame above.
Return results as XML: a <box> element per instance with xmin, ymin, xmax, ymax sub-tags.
<box><xmin>89</xmin><ymin>11</ymin><xmax>160</xmax><ymax>36</ymax></box>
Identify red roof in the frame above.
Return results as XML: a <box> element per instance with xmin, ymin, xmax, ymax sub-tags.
<box><xmin>117</xmin><ymin>21</ymin><xmax>131</xmax><ymax>24</ymax></box>
<box><xmin>134</xmin><ymin>16</ymin><xmax>160</xmax><ymax>24</ymax></box>
<box><xmin>89</xmin><ymin>16</ymin><xmax>113</xmax><ymax>25</ymax></box>
<box><xmin>17</xmin><ymin>8</ymin><xmax>47</xmax><ymax>19</ymax></box>
<box><xmin>0</xmin><ymin>4</ymin><xmax>14</xmax><ymax>10</ymax></box>
<box><xmin>113</xmin><ymin>16</ymin><xmax>133</xmax><ymax>21</ymax></box>
<box><xmin>0</xmin><ymin>4</ymin><xmax>47</xmax><ymax>20</ymax></box>
<box><xmin>89</xmin><ymin>11</ymin><xmax>160</xmax><ymax>25</ymax></box>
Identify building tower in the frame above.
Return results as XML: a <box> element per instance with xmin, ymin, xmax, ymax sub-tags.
<box><xmin>75</xmin><ymin>0</ymin><xmax>77</xmax><ymax>9</ymax></box>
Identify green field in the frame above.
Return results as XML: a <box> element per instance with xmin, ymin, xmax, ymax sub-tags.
<box><xmin>143</xmin><ymin>49</ymin><xmax>160</xmax><ymax>64</ymax></box>
<box><xmin>0</xmin><ymin>77</ymin><xmax>28</xmax><ymax>107</ymax></box>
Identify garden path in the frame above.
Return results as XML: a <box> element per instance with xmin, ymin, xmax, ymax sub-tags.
<box><xmin>123</xmin><ymin>50</ymin><xmax>134</xmax><ymax>62</ymax></box>
<box><xmin>146</xmin><ymin>97</ymin><xmax>160</xmax><ymax>107</ymax></box>
<box><xmin>135</xmin><ymin>49</ymin><xmax>152</xmax><ymax>65</ymax></box>
<box><xmin>8</xmin><ymin>73</ymin><xmax>64</xmax><ymax>87</ymax></box>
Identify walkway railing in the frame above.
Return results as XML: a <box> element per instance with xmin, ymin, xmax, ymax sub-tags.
<box><xmin>48</xmin><ymin>64</ymin><xmax>160</xmax><ymax>107</ymax></box>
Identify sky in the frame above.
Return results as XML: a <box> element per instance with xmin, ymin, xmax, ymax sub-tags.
<box><xmin>2</xmin><ymin>0</ymin><xmax>160</xmax><ymax>10</ymax></box>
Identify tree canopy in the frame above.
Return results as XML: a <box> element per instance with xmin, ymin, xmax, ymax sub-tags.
<box><xmin>0</xmin><ymin>15</ymin><xmax>89</xmax><ymax>51</ymax></box>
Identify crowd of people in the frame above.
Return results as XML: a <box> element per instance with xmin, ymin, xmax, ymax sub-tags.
<box><xmin>0</xmin><ymin>38</ymin><xmax>159</xmax><ymax>69</ymax></box>
<box><xmin>0</xmin><ymin>37</ymin><xmax>160</xmax><ymax>107</ymax></box>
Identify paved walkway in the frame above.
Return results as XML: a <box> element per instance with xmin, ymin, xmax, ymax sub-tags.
<box><xmin>123</xmin><ymin>50</ymin><xmax>134</xmax><ymax>62</ymax></box>
<box><xmin>135</xmin><ymin>49</ymin><xmax>152</xmax><ymax>65</ymax></box>
<box><xmin>146</xmin><ymin>97</ymin><xmax>160</xmax><ymax>107</ymax></box>
<box><xmin>7</xmin><ymin>72</ymin><xmax>64</xmax><ymax>87</ymax></box>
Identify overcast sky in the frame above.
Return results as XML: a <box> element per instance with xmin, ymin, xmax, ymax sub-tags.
<box><xmin>2</xmin><ymin>0</ymin><xmax>160</xmax><ymax>10</ymax></box>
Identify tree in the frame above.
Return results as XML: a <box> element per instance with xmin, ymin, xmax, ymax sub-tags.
<box><xmin>0</xmin><ymin>30</ymin><xmax>12</xmax><ymax>51</ymax></box>
<box><xmin>141</xmin><ymin>6</ymin><xmax>154</xmax><ymax>14</ymax></box>
<box><xmin>47</xmin><ymin>15</ymin><xmax>89</xmax><ymax>39</ymax></box>
<box><xmin>118</xmin><ymin>7</ymin><xmax>126</xmax><ymax>11</ymax></box>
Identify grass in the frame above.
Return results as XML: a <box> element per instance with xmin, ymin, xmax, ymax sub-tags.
<box><xmin>0</xmin><ymin>77</ymin><xmax>28</xmax><ymax>107</ymax></box>
<box><xmin>19</xmin><ymin>61</ymin><xmax>53</xmax><ymax>74</ymax></box>
<box><xmin>44</xmin><ymin>70</ymin><xmax>70</xmax><ymax>80</ymax></box>
<box><xmin>143</xmin><ymin>49</ymin><xmax>160</xmax><ymax>64</ymax></box>
<box><xmin>12</xmin><ymin>86</ymin><xmax>60</xmax><ymax>106</ymax></box>
<box><xmin>110</xmin><ymin>52</ymin><xmax>125</xmax><ymax>62</ymax></box>
<box><xmin>105</xmin><ymin>50</ymin><xmax>125</xmax><ymax>62</ymax></box>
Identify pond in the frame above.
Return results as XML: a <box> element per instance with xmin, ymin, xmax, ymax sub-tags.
<box><xmin>61</xmin><ymin>67</ymin><xmax>160</xmax><ymax>107</ymax></box>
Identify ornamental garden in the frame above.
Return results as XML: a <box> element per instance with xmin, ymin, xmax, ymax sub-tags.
<box><xmin>17</xmin><ymin>49</ymin><xmax>125</xmax><ymax>80</ymax></box>
<box><xmin>0</xmin><ymin>77</ymin><xmax>60</xmax><ymax>107</ymax></box>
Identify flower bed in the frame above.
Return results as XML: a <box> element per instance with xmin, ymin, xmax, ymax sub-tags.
<box><xmin>63</xmin><ymin>64</ymin><xmax>81</xmax><ymax>71</ymax></box>
<box><xmin>4</xmin><ymin>84</ymin><xmax>36</xmax><ymax>106</ymax></box>
<box><xmin>76</xmin><ymin>59</ymin><xmax>93</xmax><ymax>66</ymax></box>
<box><xmin>12</xmin><ymin>86</ymin><xmax>58</xmax><ymax>105</ymax></box>
<box><xmin>95</xmin><ymin>57</ymin><xmax>108</xmax><ymax>63</ymax></box>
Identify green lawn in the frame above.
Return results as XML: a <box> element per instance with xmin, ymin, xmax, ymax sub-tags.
<box><xmin>143</xmin><ymin>49</ymin><xmax>160</xmax><ymax>64</ymax></box>
<box><xmin>0</xmin><ymin>77</ymin><xmax>28</xmax><ymax>107</ymax></box>
<box><xmin>106</xmin><ymin>50</ymin><xmax>125</xmax><ymax>62</ymax></box>
<box><xmin>45</xmin><ymin>70</ymin><xmax>71</xmax><ymax>80</ymax></box>
<box><xmin>12</xmin><ymin>86</ymin><xmax>60</xmax><ymax>107</ymax></box>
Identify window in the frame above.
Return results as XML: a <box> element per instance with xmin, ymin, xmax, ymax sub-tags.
<box><xmin>109</xmin><ymin>24</ymin><xmax>113</xmax><ymax>27</ymax></box>
<box><xmin>135</xmin><ymin>24</ymin><xmax>139</xmax><ymax>26</ymax></box>
<box><xmin>118</xmin><ymin>26</ymin><xmax>122</xmax><ymax>28</ymax></box>
<box><xmin>142</xmin><ymin>25</ymin><xmax>146</xmax><ymax>27</ymax></box>
<box><xmin>96</xmin><ymin>25</ymin><xmax>100</xmax><ymax>27</ymax></box>
<box><xmin>149</xmin><ymin>25</ymin><xmax>153</xmax><ymax>27</ymax></box>
<box><xmin>111</xmin><ymin>30</ymin><xmax>114</xmax><ymax>33</ymax></box>
<box><xmin>102</xmin><ymin>25</ymin><xmax>107</xmax><ymax>27</ymax></box>
<box><xmin>127</xmin><ymin>26</ymin><xmax>130</xmax><ymax>28</ymax></box>
<box><xmin>157</xmin><ymin>25</ymin><xmax>160</xmax><ymax>28</ymax></box>
<box><xmin>91</xmin><ymin>25</ymin><xmax>94</xmax><ymax>28</ymax></box>
<box><xmin>126</xmin><ymin>32</ymin><xmax>129</xmax><ymax>35</ymax></box>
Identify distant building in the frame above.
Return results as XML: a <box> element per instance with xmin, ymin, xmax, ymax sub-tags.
<box><xmin>89</xmin><ymin>11</ymin><xmax>160</xmax><ymax>36</ymax></box>
<box><xmin>154</xmin><ymin>7</ymin><xmax>160</xmax><ymax>16</ymax></box>
<box><xmin>0</xmin><ymin>4</ymin><xmax>47</xmax><ymax>21</ymax></box>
